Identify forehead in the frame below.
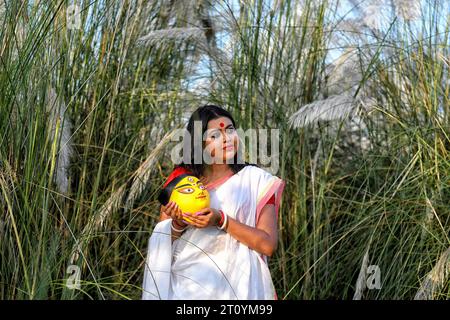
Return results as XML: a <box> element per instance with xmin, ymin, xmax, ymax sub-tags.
<box><xmin>207</xmin><ymin>117</ymin><xmax>233</xmax><ymax>130</ymax></box>
<box><xmin>175</xmin><ymin>176</ymin><xmax>200</xmax><ymax>186</ymax></box>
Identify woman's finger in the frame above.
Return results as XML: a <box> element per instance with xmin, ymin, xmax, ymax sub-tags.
<box><xmin>189</xmin><ymin>220</ymin><xmax>205</xmax><ymax>228</ymax></box>
<box><xmin>164</xmin><ymin>204</ymin><xmax>172</xmax><ymax>216</ymax></box>
<box><xmin>195</xmin><ymin>207</ymin><xmax>209</xmax><ymax>214</ymax></box>
<box><xmin>175</xmin><ymin>206</ymin><xmax>183</xmax><ymax>220</ymax></box>
<box><xmin>194</xmin><ymin>215</ymin><xmax>208</xmax><ymax>222</ymax></box>
<box><xmin>183</xmin><ymin>213</ymin><xmax>197</xmax><ymax>223</ymax></box>
<box><xmin>173</xmin><ymin>206</ymin><xmax>188</xmax><ymax>225</ymax></box>
<box><xmin>168</xmin><ymin>202</ymin><xmax>177</xmax><ymax>216</ymax></box>
<box><xmin>183</xmin><ymin>214</ymin><xmax>208</xmax><ymax>227</ymax></box>
<box><xmin>183</xmin><ymin>212</ymin><xmax>196</xmax><ymax>220</ymax></box>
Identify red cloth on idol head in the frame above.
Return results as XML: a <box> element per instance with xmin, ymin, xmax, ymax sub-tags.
<box><xmin>158</xmin><ymin>166</ymin><xmax>194</xmax><ymax>206</ymax></box>
<box><xmin>162</xmin><ymin>166</ymin><xmax>193</xmax><ymax>188</ymax></box>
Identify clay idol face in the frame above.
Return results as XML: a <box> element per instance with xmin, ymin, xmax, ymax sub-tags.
<box><xmin>169</xmin><ymin>176</ymin><xmax>210</xmax><ymax>222</ymax></box>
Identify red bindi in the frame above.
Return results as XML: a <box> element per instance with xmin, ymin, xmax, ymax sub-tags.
<box><xmin>220</xmin><ymin>122</ymin><xmax>224</xmax><ymax>127</ymax></box>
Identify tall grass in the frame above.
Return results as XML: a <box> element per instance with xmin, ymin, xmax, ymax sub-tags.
<box><xmin>0</xmin><ymin>0</ymin><xmax>448</xmax><ymax>299</ymax></box>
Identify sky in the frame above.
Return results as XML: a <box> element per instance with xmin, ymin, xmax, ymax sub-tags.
<box><xmin>187</xmin><ymin>0</ymin><xmax>449</xmax><ymax>92</ymax></box>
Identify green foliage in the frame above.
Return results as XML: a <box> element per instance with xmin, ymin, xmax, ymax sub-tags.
<box><xmin>0</xmin><ymin>0</ymin><xmax>448</xmax><ymax>299</ymax></box>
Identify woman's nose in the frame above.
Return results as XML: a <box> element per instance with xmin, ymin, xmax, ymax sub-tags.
<box><xmin>223</xmin><ymin>131</ymin><xmax>231</xmax><ymax>143</ymax></box>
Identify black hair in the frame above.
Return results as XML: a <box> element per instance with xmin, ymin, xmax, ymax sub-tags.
<box><xmin>157</xmin><ymin>173</ymin><xmax>190</xmax><ymax>206</ymax></box>
<box><xmin>176</xmin><ymin>104</ymin><xmax>257</xmax><ymax>177</ymax></box>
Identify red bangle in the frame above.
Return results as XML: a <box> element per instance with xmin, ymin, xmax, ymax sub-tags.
<box><xmin>218</xmin><ymin>210</ymin><xmax>224</xmax><ymax>227</ymax></box>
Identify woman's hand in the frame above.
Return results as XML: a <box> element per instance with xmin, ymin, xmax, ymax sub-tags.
<box><xmin>182</xmin><ymin>207</ymin><xmax>221</xmax><ymax>228</ymax></box>
<box><xmin>161</xmin><ymin>201</ymin><xmax>187</xmax><ymax>227</ymax></box>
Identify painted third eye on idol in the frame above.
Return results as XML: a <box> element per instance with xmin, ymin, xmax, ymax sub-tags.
<box><xmin>158</xmin><ymin>174</ymin><xmax>210</xmax><ymax>224</ymax></box>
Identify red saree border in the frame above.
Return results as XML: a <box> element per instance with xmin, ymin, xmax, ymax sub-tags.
<box><xmin>255</xmin><ymin>177</ymin><xmax>285</xmax><ymax>281</ymax></box>
<box><xmin>256</xmin><ymin>179</ymin><xmax>286</xmax><ymax>225</ymax></box>
<box><xmin>205</xmin><ymin>171</ymin><xmax>235</xmax><ymax>190</ymax></box>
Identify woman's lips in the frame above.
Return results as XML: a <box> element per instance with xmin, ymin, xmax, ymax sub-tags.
<box><xmin>222</xmin><ymin>145</ymin><xmax>234</xmax><ymax>150</ymax></box>
<box><xmin>195</xmin><ymin>195</ymin><xmax>206</xmax><ymax>199</ymax></box>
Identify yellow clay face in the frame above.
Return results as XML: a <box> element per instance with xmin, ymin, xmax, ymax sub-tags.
<box><xmin>169</xmin><ymin>176</ymin><xmax>210</xmax><ymax>223</ymax></box>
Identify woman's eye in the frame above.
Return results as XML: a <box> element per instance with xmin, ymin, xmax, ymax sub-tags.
<box><xmin>199</xmin><ymin>185</ymin><xmax>206</xmax><ymax>190</ymax></box>
<box><xmin>179</xmin><ymin>188</ymin><xmax>194</xmax><ymax>194</ymax></box>
<box><xmin>226</xmin><ymin>128</ymin><xmax>235</xmax><ymax>134</ymax></box>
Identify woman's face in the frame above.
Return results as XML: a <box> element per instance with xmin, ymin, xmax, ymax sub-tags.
<box><xmin>204</xmin><ymin>117</ymin><xmax>238</xmax><ymax>164</ymax></box>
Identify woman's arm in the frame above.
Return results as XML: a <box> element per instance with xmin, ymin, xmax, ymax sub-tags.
<box><xmin>225</xmin><ymin>204</ymin><xmax>278</xmax><ymax>257</ymax></box>
<box><xmin>184</xmin><ymin>204</ymin><xmax>278</xmax><ymax>257</ymax></box>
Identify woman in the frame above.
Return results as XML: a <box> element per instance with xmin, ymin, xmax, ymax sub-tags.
<box><xmin>142</xmin><ymin>105</ymin><xmax>285</xmax><ymax>300</ymax></box>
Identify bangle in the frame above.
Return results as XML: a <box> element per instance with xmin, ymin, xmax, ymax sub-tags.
<box><xmin>171</xmin><ymin>220</ymin><xmax>187</xmax><ymax>233</ymax></box>
<box><xmin>218</xmin><ymin>211</ymin><xmax>228</xmax><ymax>231</ymax></box>
<box><xmin>173</xmin><ymin>219</ymin><xmax>188</xmax><ymax>228</ymax></box>
<box><xmin>217</xmin><ymin>210</ymin><xmax>224</xmax><ymax>227</ymax></box>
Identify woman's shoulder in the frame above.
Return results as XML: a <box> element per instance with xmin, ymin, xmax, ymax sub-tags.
<box><xmin>238</xmin><ymin>165</ymin><xmax>284</xmax><ymax>199</ymax></box>
<box><xmin>240</xmin><ymin>164</ymin><xmax>276</xmax><ymax>179</ymax></box>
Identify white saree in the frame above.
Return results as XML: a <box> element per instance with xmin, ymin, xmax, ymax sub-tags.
<box><xmin>142</xmin><ymin>165</ymin><xmax>285</xmax><ymax>300</ymax></box>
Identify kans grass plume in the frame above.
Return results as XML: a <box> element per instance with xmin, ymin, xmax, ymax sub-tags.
<box><xmin>136</xmin><ymin>27</ymin><xmax>207</xmax><ymax>49</ymax></box>
<box><xmin>415</xmin><ymin>248</ymin><xmax>450</xmax><ymax>300</ymax></box>
<box><xmin>289</xmin><ymin>48</ymin><xmax>376</xmax><ymax>128</ymax></box>
<box><xmin>288</xmin><ymin>93</ymin><xmax>359</xmax><ymax>128</ymax></box>
<box><xmin>125</xmin><ymin>127</ymin><xmax>181</xmax><ymax>211</ymax></box>
<box><xmin>47</xmin><ymin>88</ymin><xmax>73</xmax><ymax>194</ymax></box>
<box><xmin>393</xmin><ymin>0</ymin><xmax>421</xmax><ymax>21</ymax></box>
<box><xmin>70</xmin><ymin>128</ymin><xmax>180</xmax><ymax>263</ymax></box>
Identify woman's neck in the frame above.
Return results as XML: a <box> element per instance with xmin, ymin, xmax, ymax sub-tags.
<box><xmin>202</xmin><ymin>164</ymin><xmax>233</xmax><ymax>182</ymax></box>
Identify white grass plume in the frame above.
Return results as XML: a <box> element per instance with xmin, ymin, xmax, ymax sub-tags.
<box><xmin>288</xmin><ymin>93</ymin><xmax>362</xmax><ymax>128</ymax></box>
<box><xmin>326</xmin><ymin>48</ymin><xmax>364</xmax><ymax>95</ymax></box>
<box><xmin>346</xmin><ymin>0</ymin><xmax>389</xmax><ymax>32</ymax></box>
<box><xmin>69</xmin><ymin>129</ymin><xmax>178</xmax><ymax>264</ymax></box>
<box><xmin>414</xmin><ymin>247</ymin><xmax>450</xmax><ymax>300</ymax></box>
<box><xmin>330</xmin><ymin>19</ymin><xmax>365</xmax><ymax>47</ymax></box>
<box><xmin>421</xmin><ymin>196</ymin><xmax>435</xmax><ymax>243</ymax></box>
<box><xmin>0</xmin><ymin>162</ymin><xmax>15</xmax><ymax>240</ymax></box>
<box><xmin>136</xmin><ymin>27</ymin><xmax>207</xmax><ymax>48</ymax></box>
<box><xmin>125</xmin><ymin>128</ymin><xmax>180</xmax><ymax>211</ymax></box>
<box><xmin>289</xmin><ymin>46</ymin><xmax>379</xmax><ymax>129</ymax></box>
<box><xmin>47</xmin><ymin>88</ymin><xmax>73</xmax><ymax>194</ymax></box>
<box><xmin>394</xmin><ymin>0</ymin><xmax>421</xmax><ymax>21</ymax></box>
